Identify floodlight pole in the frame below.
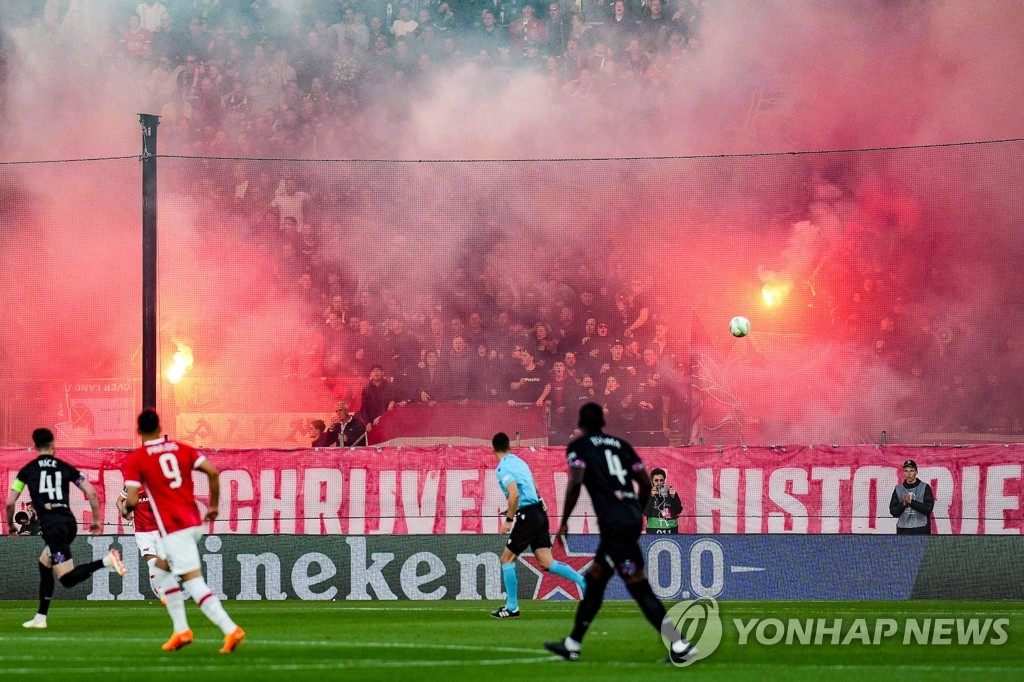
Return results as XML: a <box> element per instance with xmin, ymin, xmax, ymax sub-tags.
<box><xmin>140</xmin><ymin>114</ymin><xmax>160</xmax><ymax>410</ymax></box>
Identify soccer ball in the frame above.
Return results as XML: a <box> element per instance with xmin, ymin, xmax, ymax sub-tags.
<box><xmin>729</xmin><ymin>316</ymin><xmax>750</xmax><ymax>337</ymax></box>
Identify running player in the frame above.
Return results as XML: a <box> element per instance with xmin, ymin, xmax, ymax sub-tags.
<box><xmin>5</xmin><ymin>428</ymin><xmax>126</xmax><ymax>629</ymax></box>
<box><xmin>116</xmin><ymin>481</ymin><xmax>178</xmax><ymax>603</ymax></box>
<box><xmin>122</xmin><ymin>409</ymin><xmax>245</xmax><ymax>653</ymax></box>
<box><xmin>544</xmin><ymin>403</ymin><xmax>696</xmax><ymax>664</ymax></box>
<box><xmin>490</xmin><ymin>432</ymin><xmax>586</xmax><ymax>619</ymax></box>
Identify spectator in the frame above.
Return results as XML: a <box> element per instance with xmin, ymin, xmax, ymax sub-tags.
<box><xmin>643</xmin><ymin>468</ymin><xmax>683</xmax><ymax>534</ymax></box>
<box><xmin>508</xmin><ymin>348</ymin><xmax>546</xmax><ymax>405</ymax></box>
<box><xmin>310</xmin><ymin>419</ymin><xmax>337</xmax><ymax>447</ymax></box>
<box><xmin>391</xmin><ymin>6</ymin><xmax>419</xmax><ymax>37</ymax></box>
<box><xmin>633</xmin><ymin>347</ymin><xmax>671</xmax><ymax>444</ymax></box>
<box><xmin>328</xmin><ymin>401</ymin><xmax>368</xmax><ymax>446</ymax></box>
<box><xmin>508</xmin><ymin>4</ymin><xmax>546</xmax><ymax>56</ymax></box>
<box><xmin>136</xmin><ymin>1</ymin><xmax>171</xmax><ymax>33</ymax></box>
<box><xmin>121</xmin><ymin>14</ymin><xmax>152</xmax><ymax>60</ymax></box>
<box><xmin>889</xmin><ymin>460</ymin><xmax>935</xmax><ymax>535</ymax></box>
<box><xmin>271</xmin><ymin>177</ymin><xmax>310</xmax><ymax>228</ymax></box>
<box><xmin>448</xmin><ymin>336</ymin><xmax>474</xmax><ymax>400</ymax></box>
<box><xmin>359</xmin><ymin>365</ymin><xmax>400</xmax><ymax>429</ymax></box>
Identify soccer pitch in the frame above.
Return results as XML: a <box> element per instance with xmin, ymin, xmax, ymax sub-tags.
<box><xmin>0</xmin><ymin>601</ymin><xmax>1020</xmax><ymax>681</ymax></box>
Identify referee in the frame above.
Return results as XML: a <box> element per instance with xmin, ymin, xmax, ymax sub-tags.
<box><xmin>491</xmin><ymin>432</ymin><xmax>586</xmax><ymax>619</ymax></box>
<box><xmin>889</xmin><ymin>459</ymin><xmax>934</xmax><ymax>535</ymax></box>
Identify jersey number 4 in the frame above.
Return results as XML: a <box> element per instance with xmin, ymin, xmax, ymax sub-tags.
<box><xmin>159</xmin><ymin>453</ymin><xmax>183</xmax><ymax>489</ymax></box>
<box><xmin>604</xmin><ymin>449</ymin><xmax>628</xmax><ymax>486</ymax></box>
<box><xmin>39</xmin><ymin>471</ymin><xmax>64</xmax><ymax>500</ymax></box>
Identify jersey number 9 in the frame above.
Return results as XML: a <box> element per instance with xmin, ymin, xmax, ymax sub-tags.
<box><xmin>159</xmin><ymin>453</ymin><xmax>183</xmax><ymax>489</ymax></box>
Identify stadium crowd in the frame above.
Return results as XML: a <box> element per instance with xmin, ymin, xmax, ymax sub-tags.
<box><xmin>0</xmin><ymin>0</ymin><xmax>708</xmax><ymax>157</ymax></box>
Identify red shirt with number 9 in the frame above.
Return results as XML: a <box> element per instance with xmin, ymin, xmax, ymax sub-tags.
<box><xmin>123</xmin><ymin>436</ymin><xmax>206</xmax><ymax>535</ymax></box>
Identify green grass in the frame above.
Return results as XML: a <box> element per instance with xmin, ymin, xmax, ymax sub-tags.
<box><xmin>0</xmin><ymin>600</ymin><xmax>1022</xmax><ymax>681</ymax></box>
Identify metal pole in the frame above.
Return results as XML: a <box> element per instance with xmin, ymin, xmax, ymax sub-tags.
<box><xmin>140</xmin><ymin>114</ymin><xmax>160</xmax><ymax>409</ymax></box>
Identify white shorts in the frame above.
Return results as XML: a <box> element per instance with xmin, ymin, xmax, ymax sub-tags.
<box><xmin>135</xmin><ymin>530</ymin><xmax>160</xmax><ymax>558</ymax></box>
<box><xmin>155</xmin><ymin>526</ymin><xmax>204</xmax><ymax>576</ymax></box>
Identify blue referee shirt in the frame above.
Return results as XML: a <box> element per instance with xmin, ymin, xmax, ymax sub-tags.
<box><xmin>495</xmin><ymin>453</ymin><xmax>542</xmax><ymax>507</ymax></box>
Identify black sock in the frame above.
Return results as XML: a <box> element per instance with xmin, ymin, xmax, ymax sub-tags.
<box><xmin>58</xmin><ymin>559</ymin><xmax>104</xmax><ymax>588</ymax></box>
<box><xmin>38</xmin><ymin>562</ymin><xmax>54</xmax><ymax>616</ymax></box>
<box><xmin>626</xmin><ymin>578</ymin><xmax>668</xmax><ymax>633</ymax></box>
<box><xmin>570</xmin><ymin>571</ymin><xmax>610</xmax><ymax>643</ymax></box>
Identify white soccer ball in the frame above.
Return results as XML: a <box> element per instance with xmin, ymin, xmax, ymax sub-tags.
<box><xmin>729</xmin><ymin>316</ymin><xmax>751</xmax><ymax>338</ymax></box>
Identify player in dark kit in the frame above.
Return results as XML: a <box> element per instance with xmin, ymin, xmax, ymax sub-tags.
<box><xmin>5</xmin><ymin>428</ymin><xmax>126</xmax><ymax>628</ymax></box>
<box><xmin>544</xmin><ymin>403</ymin><xmax>697</xmax><ymax>665</ymax></box>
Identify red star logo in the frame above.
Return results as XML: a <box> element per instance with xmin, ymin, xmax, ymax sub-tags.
<box><xmin>521</xmin><ymin>538</ymin><xmax>593</xmax><ymax>600</ymax></box>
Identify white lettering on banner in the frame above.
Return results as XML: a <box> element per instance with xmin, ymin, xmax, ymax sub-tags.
<box><xmin>348</xmin><ymin>468</ymin><xmax>367</xmax><ymax>534</ymax></box>
<box><xmin>851</xmin><ymin>466</ymin><xmax>896</xmax><ymax>534</ymax></box>
<box><xmin>696</xmin><ymin>468</ymin><xmax>740</xmax><ymax>533</ymax></box>
<box><xmin>984</xmin><ymin>465</ymin><xmax>1022</xmax><ymax>535</ymax></box>
<box><xmin>553</xmin><ymin>471</ymin><xmax>597</xmax><ymax>534</ymax></box>
<box><xmin>483</xmin><ymin>476</ymin><xmax>509</xmax><ymax>534</ymax></box>
<box><xmin>215</xmin><ymin>470</ymin><xmax>254</xmax><ymax>534</ymax></box>
<box><xmin>768</xmin><ymin>468</ymin><xmax>809</xmax><ymax>533</ymax></box>
<box><xmin>960</xmin><ymin>466</ymin><xmax>980</xmax><ymax>535</ymax></box>
<box><xmin>445</xmin><ymin>470</ymin><xmax>478</xmax><ymax>534</ymax></box>
<box><xmin>237</xmin><ymin>553</ymin><xmax>287</xmax><ymax>600</ymax></box>
<box><xmin>811</xmin><ymin>468</ymin><xmax>851</xmax><ymax>534</ymax></box>
<box><xmin>373</xmin><ymin>470</ymin><xmax>397</xmax><ymax>535</ymax></box>
<box><xmin>86</xmin><ymin>536</ymin><xmax>116</xmax><ymax>600</ymax></box>
<box><xmin>117</xmin><ymin>540</ymin><xmax>146</xmax><ymax>600</ymax></box>
<box><xmin>455</xmin><ymin>553</ymin><xmax>504</xmax><ymax>600</ymax></box>
<box><xmin>744</xmin><ymin>469</ymin><xmax>763</xmax><ymax>534</ymax></box>
<box><xmin>401</xmin><ymin>551</ymin><xmax>447</xmax><ymax>599</ymax></box>
<box><xmin>402</xmin><ymin>470</ymin><xmax>440</xmax><ymax>534</ymax></box>
<box><xmin>920</xmin><ymin>467</ymin><xmax>954</xmax><ymax>535</ymax></box>
<box><xmin>647</xmin><ymin>540</ymin><xmax>684</xmax><ymax>598</ymax></box>
<box><xmin>303</xmin><ymin>468</ymin><xmax>343</xmax><ymax>535</ymax></box>
<box><xmin>292</xmin><ymin>552</ymin><xmax>338</xmax><ymax>600</ymax></box>
<box><xmin>346</xmin><ymin>537</ymin><xmax>397</xmax><ymax>600</ymax></box>
<box><xmin>258</xmin><ymin>469</ymin><xmax>298</xmax><ymax>534</ymax></box>
<box><xmin>10</xmin><ymin>446</ymin><xmax>1024</xmax><ymax>536</ymax></box>
<box><xmin>204</xmin><ymin>536</ymin><xmax>228</xmax><ymax>599</ymax></box>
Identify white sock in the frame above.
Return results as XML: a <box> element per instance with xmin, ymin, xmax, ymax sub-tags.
<box><xmin>102</xmin><ymin>553</ymin><xmax>112</xmax><ymax>567</ymax></box>
<box><xmin>564</xmin><ymin>636</ymin><xmax>581</xmax><ymax>652</ymax></box>
<box><xmin>146</xmin><ymin>558</ymin><xmax>163</xmax><ymax>599</ymax></box>
<box><xmin>183</xmin><ymin>577</ymin><xmax>237</xmax><ymax>635</ymax></box>
<box><xmin>152</xmin><ymin>563</ymin><xmax>189</xmax><ymax>633</ymax></box>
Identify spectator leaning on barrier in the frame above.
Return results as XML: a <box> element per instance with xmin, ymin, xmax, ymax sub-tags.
<box><xmin>643</xmin><ymin>467</ymin><xmax>682</xmax><ymax>534</ymax></box>
<box><xmin>889</xmin><ymin>459</ymin><xmax>934</xmax><ymax>535</ymax></box>
<box><xmin>329</xmin><ymin>401</ymin><xmax>368</xmax><ymax>447</ymax></box>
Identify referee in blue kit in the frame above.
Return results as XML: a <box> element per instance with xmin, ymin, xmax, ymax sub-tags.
<box><xmin>491</xmin><ymin>432</ymin><xmax>586</xmax><ymax>619</ymax></box>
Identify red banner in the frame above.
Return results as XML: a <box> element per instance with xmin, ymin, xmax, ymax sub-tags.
<box><xmin>368</xmin><ymin>402</ymin><xmax>548</xmax><ymax>446</ymax></box>
<box><xmin>2</xmin><ymin>445</ymin><xmax>1021</xmax><ymax>535</ymax></box>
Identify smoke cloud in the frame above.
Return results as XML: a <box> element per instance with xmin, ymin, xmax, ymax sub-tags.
<box><xmin>1</xmin><ymin>0</ymin><xmax>1023</xmax><ymax>446</ymax></box>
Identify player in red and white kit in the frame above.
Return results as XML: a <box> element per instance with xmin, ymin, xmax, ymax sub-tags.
<box><xmin>123</xmin><ymin>409</ymin><xmax>245</xmax><ymax>654</ymax></box>
<box><xmin>116</xmin><ymin>482</ymin><xmax>177</xmax><ymax>603</ymax></box>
